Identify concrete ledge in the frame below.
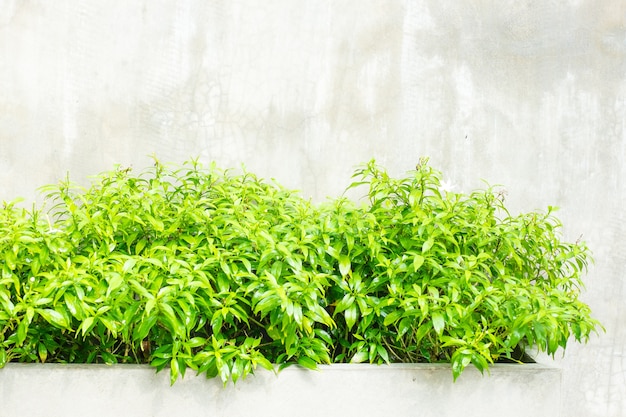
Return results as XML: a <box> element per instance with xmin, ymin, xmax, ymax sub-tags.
<box><xmin>0</xmin><ymin>363</ymin><xmax>560</xmax><ymax>417</ymax></box>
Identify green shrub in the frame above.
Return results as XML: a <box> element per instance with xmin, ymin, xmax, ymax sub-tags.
<box><xmin>0</xmin><ymin>158</ymin><xmax>601</xmax><ymax>383</ymax></box>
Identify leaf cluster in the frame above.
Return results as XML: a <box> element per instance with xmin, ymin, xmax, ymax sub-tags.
<box><xmin>0</xmin><ymin>158</ymin><xmax>602</xmax><ymax>383</ymax></box>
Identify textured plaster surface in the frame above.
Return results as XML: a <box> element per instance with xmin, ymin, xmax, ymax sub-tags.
<box><xmin>0</xmin><ymin>2</ymin><xmax>625</xmax><ymax>415</ymax></box>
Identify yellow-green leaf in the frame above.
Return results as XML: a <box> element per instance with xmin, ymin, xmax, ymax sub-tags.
<box><xmin>37</xmin><ymin>308</ymin><xmax>69</xmax><ymax>329</ymax></box>
<box><xmin>413</xmin><ymin>254</ymin><xmax>425</xmax><ymax>272</ymax></box>
<box><xmin>81</xmin><ymin>317</ymin><xmax>95</xmax><ymax>336</ymax></box>
<box><xmin>422</xmin><ymin>238</ymin><xmax>434</xmax><ymax>253</ymax></box>
<box><xmin>339</xmin><ymin>254</ymin><xmax>351</xmax><ymax>277</ymax></box>
<box><xmin>432</xmin><ymin>312</ymin><xmax>445</xmax><ymax>336</ymax></box>
<box><xmin>297</xmin><ymin>356</ymin><xmax>317</xmax><ymax>370</ymax></box>
<box><xmin>344</xmin><ymin>303</ymin><xmax>358</xmax><ymax>330</ymax></box>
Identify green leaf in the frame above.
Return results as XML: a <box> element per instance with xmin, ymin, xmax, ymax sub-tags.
<box><xmin>123</xmin><ymin>258</ymin><xmax>137</xmax><ymax>273</ymax></box>
<box><xmin>253</xmin><ymin>294</ymin><xmax>279</xmax><ymax>316</ymax></box>
<box><xmin>350</xmin><ymin>349</ymin><xmax>368</xmax><ymax>364</ymax></box>
<box><xmin>186</xmin><ymin>337</ymin><xmax>207</xmax><ymax>348</ymax></box>
<box><xmin>4</xmin><ymin>251</ymin><xmax>16</xmax><ymax>271</ymax></box>
<box><xmin>414</xmin><ymin>321</ymin><xmax>432</xmax><ymax>345</ymax></box>
<box><xmin>34</xmin><ymin>298</ymin><xmax>53</xmax><ymax>306</ymax></box>
<box><xmin>159</xmin><ymin>302</ymin><xmax>185</xmax><ymax>338</ymax></box>
<box><xmin>397</xmin><ymin>317</ymin><xmax>413</xmax><ymax>338</ymax></box>
<box><xmin>314</xmin><ymin>329</ymin><xmax>333</xmax><ymax>345</ymax></box>
<box><xmin>135</xmin><ymin>239</ymin><xmax>147</xmax><ymax>255</ymax></box>
<box><xmin>99</xmin><ymin>317</ymin><xmax>119</xmax><ymax>337</ymax></box>
<box><xmin>548</xmin><ymin>334</ymin><xmax>559</xmax><ymax>354</ymax></box>
<box><xmin>422</xmin><ymin>238</ymin><xmax>434</xmax><ymax>253</ymax></box>
<box><xmin>507</xmin><ymin>327</ymin><xmax>525</xmax><ymax>348</ymax></box>
<box><xmin>37</xmin><ymin>308</ymin><xmax>69</xmax><ymax>329</ymax></box>
<box><xmin>16</xmin><ymin>321</ymin><xmax>27</xmax><ymax>346</ymax></box>
<box><xmin>64</xmin><ymin>293</ymin><xmax>81</xmax><ymax>318</ymax></box>
<box><xmin>170</xmin><ymin>357</ymin><xmax>180</xmax><ymax>385</ymax></box>
<box><xmin>412</xmin><ymin>254</ymin><xmax>425</xmax><ymax>272</ymax></box>
<box><xmin>252</xmin><ymin>353</ymin><xmax>274</xmax><ymax>372</ymax></box>
<box><xmin>80</xmin><ymin>317</ymin><xmax>96</xmax><ymax>336</ymax></box>
<box><xmin>0</xmin><ymin>291</ymin><xmax>15</xmax><ymax>314</ymax></box>
<box><xmin>451</xmin><ymin>350</ymin><xmax>472</xmax><ymax>381</ymax></box>
<box><xmin>534</xmin><ymin>322</ymin><xmax>547</xmax><ymax>343</ymax></box>
<box><xmin>471</xmin><ymin>352</ymin><xmax>490</xmax><ymax>374</ymax></box>
<box><xmin>231</xmin><ymin>358</ymin><xmax>245</xmax><ymax>383</ymax></box>
<box><xmin>432</xmin><ymin>312</ymin><xmax>445</xmax><ymax>336</ymax></box>
<box><xmin>309</xmin><ymin>304</ymin><xmax>335</xmax><ymax>328</ymax></box>
<box><xmin>297</xmin><ymin>356</ymin><xmax>318</xmax><ymax>370</ymax></box>
<box><xmin>344</xmin><ymin>303</ymin><xmax>358</xmax><ymax>330</ymax></box>
<box><xmin>147</xmin><ymin>215</ymin><xmax>164</xmax><ymax>232</ymax></box>
<box><xmin>338</xmin><ymin>255</ymin><xmax>351</xmax><ymax>277</ymax></box>
<box><xmin>376</xmin><ymin>345</ymin><xmax>390</xmax><ymax>363</ymax></box>
<box><xmin>38</xmin><ymin>343</ymin><xmax>48</xmax><ymax>363</ymax></box>
<box><xmin>129</xmin><ymin>279</ymin><xmax>154</xmax><ymax>300</ymax></box>
<box><xmin>383</xmin><ymin>310</ymin><xmax>402</xmax><ymax>327</ymax></box>
<box><xmin>25</xmin><ymin>307</ymin><xmax>35</xmax><ymax>325</ymax></box>
<box><xmin>334</xmin><ymin>294</ymin><xmax>355</xmax><ymax>314</ymax></box>
<box><xmin>133</xmin><ymin>313</ymin><xmax>158</xmax><ymax>341</ymax></box>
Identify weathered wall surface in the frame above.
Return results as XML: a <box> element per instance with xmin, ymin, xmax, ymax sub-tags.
<box><xmin>0</xmin><ymin>2</ymin><xmax>624</xmax><ymax>415</ymax></box>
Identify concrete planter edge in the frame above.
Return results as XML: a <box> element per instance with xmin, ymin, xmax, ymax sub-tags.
<box><xmin>0</xmin><ymin>362</ymin><xmax>560</xmax><ymax>417</ymax></box>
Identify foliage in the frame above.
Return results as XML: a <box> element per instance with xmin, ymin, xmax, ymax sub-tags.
<box><xmin>0</xmin><ymin>158</ymin><xmax>601</xmax><ymax>383</ymax></box>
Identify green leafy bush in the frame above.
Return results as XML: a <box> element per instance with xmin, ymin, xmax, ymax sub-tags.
<box><xmin>0</xmin><ymin>158</ymin><xmax>601</xmax><ymax>383</ymax></box>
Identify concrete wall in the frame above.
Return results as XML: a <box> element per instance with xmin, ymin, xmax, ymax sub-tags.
<box><xmin>0</xmin><ymin>363</ymin><xmax>561</xmax><ymax>417</ymax></box>
<box><xmin>0</xmin><ymin>2</ymin><xmax>624</xmax><ymax>415</ymax></box>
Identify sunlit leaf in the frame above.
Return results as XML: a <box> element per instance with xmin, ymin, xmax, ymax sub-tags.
<box><xmin>432</xmin><ymin>312</ymin><xmax>445</xmax><ymax>336</ymax></box>
<box><xmin>37</xmin><ymin>308</ymin><xmax>69</xmax><ymax>329</ymax></box>
<box><xmin>412</xmin><ymin>254</ymin><xmax>425</xmax><ymax>272</ymax></box>
<box><xmin>339</xmin><ymin>255</ymin><xmax>351</xmax><ymax>277</ymax></box>
<box><xmin>297</xmin><ymin>356</ymin><xmax>317</xmax><ymax>370</ymax></box>
<box><xmin>344</xmin><ymin>304</ymin><xmax>358</xmax><ymax>330</ymax></box>
<box><xmin>422</xmin><ymin>238</ymin><xmax>434</xmax><ymax>253</ymax></box>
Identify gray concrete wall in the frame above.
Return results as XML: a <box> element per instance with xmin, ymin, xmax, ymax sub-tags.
<box><xmin>0</xmin><ymin>2</ymin><xmax>624</xmax><ymax>415</ymax></box>
<box><xmin>0</xmin><ymin>363</ymin><xmax>561</xmax><ymax>417</ymax></box>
